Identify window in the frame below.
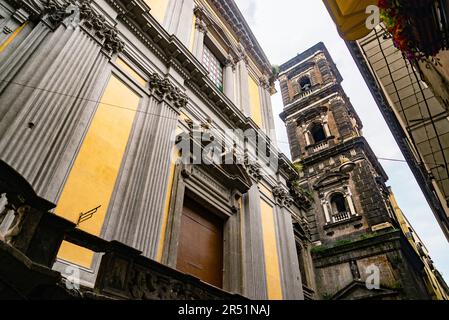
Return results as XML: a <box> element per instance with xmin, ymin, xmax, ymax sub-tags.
<box><xmin>329</xmin><ymin>193</ymin><xmax>352</xmax><ymax>222</ymax></box>
<box><xmin>299</xmin><ymin>76</ymin><xmax>312</xmax><ymax>92</ymax></box>
<box><xmin>310</xmin><ymin>123</ymin><xmax>327</xmax><ymax>144</ymax></box>
<box><xmin>203</xmin><ymin>45</ymin><xmax>223</xmax><ymax>90</ymax></box>
<box><xmin>330</xmin><ymin>193</ymin><xmax>348</xmax><ymax>214</ymax></box>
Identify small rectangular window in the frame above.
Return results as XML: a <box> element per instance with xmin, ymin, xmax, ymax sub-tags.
<box><xmin>202</xmin><ymin>45</ymin><xmax>223</xmax><ymax>90</ymax></box>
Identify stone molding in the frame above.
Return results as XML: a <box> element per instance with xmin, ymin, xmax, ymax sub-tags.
<box><xmin>273</xmin><ymin>185</ymin><xmax>294</xmax><ymax>208</ymax></box>
<box><xmin>149</xmin><ymin>73</ymin><xmax>188</xmax><ymax>109</ymax></box>
<box><xmin>7</xmin><ymin>0</ymin><xmax>124</xmax><ymax>54</ymax></box>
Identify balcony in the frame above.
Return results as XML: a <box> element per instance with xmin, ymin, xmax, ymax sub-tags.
<box><xmin>311</xmin><ymin>141</ymin><xmax>329</xmax><ymax>153</ymax></box>
<box><xmin>306</xmin><ymin>139</ymin><xmax>333</xmax><ymax>155</ymax></box>
<box><xmin>332</xmin><ymin>211</ymin><xmax>351</xmax><ymax>223</ymax></box>
<box><xmin>296</xmin><ymin>89</ymin><xmax>313</xmax><ymax>99</ymax></box>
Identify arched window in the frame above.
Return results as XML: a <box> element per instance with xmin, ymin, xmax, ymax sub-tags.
<box><xmin>330</xmin><ymin>193</ymin><xmax>348</xmax><ymax>214</ymax></box>
<box><xmin>299</xmin><ymin>76</ymin><xmax>311</xmax><ymax>92</ymax></box>
<box><xmin>310</xmin><ymin>123</ymin><xmax>326</xmax><ymax>144</ymax></box>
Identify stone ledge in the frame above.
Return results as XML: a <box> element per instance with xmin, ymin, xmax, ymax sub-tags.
<box><xmin>323</xmin><ymin>215</ymin><xmax>362</xmax><ymax>230</ymax></box>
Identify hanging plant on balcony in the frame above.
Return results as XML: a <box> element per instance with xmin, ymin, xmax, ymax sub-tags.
<box><xmin>378</xmin><ymin>0</ymin><xmax>447</xmax><ymax>63</ymax></box>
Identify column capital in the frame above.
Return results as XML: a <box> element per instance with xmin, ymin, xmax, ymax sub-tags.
<box><xmin>195</xmin><ymin>18</ymin><xmax>208</xmax><ymax>34</ymax></box>
<box><xmin>224</xmin><ymin>56</ymin><xmax>235</xmax><ymax>68</ymax></box>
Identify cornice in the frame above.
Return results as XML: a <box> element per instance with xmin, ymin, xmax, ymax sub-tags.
<box><xmin>6</xmin><ymin>0</ymin><xmax>124</xmax><ymax>54</ymax></box>
<box><xmin>273</xmin><ymin>185</ymin><xmax>294</xmax><ymax>208</ymax></box>
<box><xmin>207</xmin><ymin>0</ymin><xmax>272</xmax><ymax>77</ymax></box>
<box><xmin>280</xmin><ymin>82</ymin><xmax>341</xmax><ymax>121</ymax></box>
<box><xmin>301</xmin><ymin>136</ymin><xmax>389</xmax><ymax>181</ymax></box>
<box><xmin>149</xmin><ymin>73</ymin><xmax>188</xmax><ymax>110</ymax></box>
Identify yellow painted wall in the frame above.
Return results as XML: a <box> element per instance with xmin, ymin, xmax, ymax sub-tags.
<box><xmin>388</xmin><ymin>192</ymin><xmax>449</xmax><ymax>300</ymax></box>
<box><xmin>259</xmin><ymin>183</ymin><xmax>273</xmax><ymax>199</ymax></box>
<box><xmin>56</xmin><ymin>75</ymin><xmax>140</xmax><ymax>268</ymax></box>
<box><xmin>0</xmin><ymin>21</ymin><xmax>28</xmax><ymax>53</ymax></box>
<box><xmin>260</xmin><ymin>199</ymin><xmax>283</xmax><ymax>300</ymax></box>
<box><xmin>116</xmin><ymin>58</ymin><xmax>146</xmax><ymax>86</ymax></box>
<box><xmin>249</xmin><ymin>76</ymin><xmax>263</xmax><ymax>128</ymax></box>
<box><xmin>145</xmin><ymin>0</ymin><xmax>169</xmax><ymax>23</ymax></box>
<box><xmin>156</xmin><ymin>144</ymin><xmax>180</xmax><ymax>262</ymax></box>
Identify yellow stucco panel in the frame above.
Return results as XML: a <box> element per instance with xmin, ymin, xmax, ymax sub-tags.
<box><xmin>145</xmin><ymin>0</ymin><xmax>169</xmax><ymax>24</ymax></box>
<box><xmin>258</xmin><ymin>183</ymin><xmax>273</xmax><ymax>199</ymax></box>
<box><xmin>116</xmin><ymin>58</ymin><xmax>147</xmax><ymax>86</ymax></box>
<box><xmin>260</xmin><ymin>199</ymin><xmax>283</xmax><ymax>300</ymax></box>
<box><xmin>56</xmin><ymin>75</ymin><xmax>140</xmax><ymax>268</ymax></box>
<box><xmin>156</xmin><ymin>146</ymin><xmax>179</xmax><ymax>262</ymax></box>
<box><xmin>248</xmin><ymin>76</ymin><xmax>263</xmax><ymax>128</ymax></box>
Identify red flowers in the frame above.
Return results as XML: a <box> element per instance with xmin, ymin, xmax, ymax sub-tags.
<box><xmin>378</xmin><ymin>0</ymin><xmax>426</xmax><ymax>62</ymax></box>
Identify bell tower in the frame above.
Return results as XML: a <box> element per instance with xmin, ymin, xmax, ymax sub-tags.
<box><xmin>279</xmin><ymin>42</ymin><xmax>394</xmax><ymax>244</ymax></box>
<box><xmin>278</xmin><ymin>42</ymin><xmax>432</xmax><ymax>300</ymax></box>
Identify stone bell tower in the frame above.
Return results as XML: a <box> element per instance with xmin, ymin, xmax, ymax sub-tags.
<box><xmin>279</xmin><ymin>43</ymin><xmax>431</xmax><ymax>300</ymax></box>
<box><xmin>279</xmin><ymin>42</ymin><xmax>393</xmax><ymax>242</ymax></box>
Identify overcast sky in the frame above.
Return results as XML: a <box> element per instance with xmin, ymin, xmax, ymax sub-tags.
<box><xmin>234</xmin><ymin>0</ymin><xmax>449</xmax><ymax>281</ymax></box>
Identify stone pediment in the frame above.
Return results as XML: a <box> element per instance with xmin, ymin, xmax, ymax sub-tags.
<box><xmin>313</xmin><ymin>171</ymin><xmax>349</xmax><ymax>190</ymax></box>
<box><xmin>297</xmin><ymin>106</ymin><xmax>328</xmax><ymax>125</ymax></box>
<box><xmin>331</xmin><ymin>281</ymin><xmax>398</xmax><ymax>300</ymax></box>
<box><xmin>182</xmin><ymin>161</ymin><xmax>253</xmax><ymax>196</ymax></box>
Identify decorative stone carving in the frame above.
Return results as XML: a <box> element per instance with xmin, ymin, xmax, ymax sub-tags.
<box><xmin>242</xmin><ymin>150</ymin><xmax>262</xmax><ymax>181</ymax></box>
<box><xmin>329</xmin><ymin>95</ymin><xmax>345</xmax><ymax>105</ymax></box>
<box><xmin>96</xmin><ymin>252</ymin><xmax>244</xmax><ymax>300</ymax></box>
<box><xmin>350</xmin><ymin>260</ymin><xmax>361</xmax><ymax>280</ymax></box>
<box><xmin>194</xmin><ymin>18</ymin><xmax>207</xmax><ymax>34</ymax></box>
<box><xmin>149</xmin><ymin>73</ymin><xmax>188</xmax><ymax>109</ymax></box>
<box><xmin>2</xmin><ymin>205</ymin><xmax>30</xmax><ymax>244</ymax></box>
<box><xmin>273</xmin><ymin>186</ymin><xmax>294</xmax><ymax>208</ymax></box>
<box><xmin>76</xmin><ymin>0</ymin><xmax>124</xmax><ymax>54</ymax></box>
<box><xmin>35</xmin><ymin>0</ymin><xmax>125</xmax><ymax>54</ymax></box>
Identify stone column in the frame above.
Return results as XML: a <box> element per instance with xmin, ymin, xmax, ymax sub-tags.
<box><xmin>104</xmin><ymin>74</ymin><xmax>186</xmax><ymax>259</ymax></box>
<box><xmin>0</xmin><ymin>5</ymin><xmax>123</xmax><ymax>201</ymax></box>
<box><xmin>273</xmin><ymin>188</ymin><xmax>304</xmax><ymax>300</ymax></box>
<box><xmin>322</xmin><ymin>115</ymin><xmax>331</xmax><ymax>137</ymax></box>
<box><xmin>345</xmin><ymin>191</ymin><xmax>357</xmax><ymax>216</ymax></box>
<box><xmin>236</xmin><ymin>55</ymin><xmax>251</xmax><ymax>116</ymax></box>
<box><xmin>261</xmin><ymin>85</ymin><xmax>277</xmax><ymax>143</ymax></box>
<box><xmin>322</xmin><ymin>199</ymin><xmax>331</xmax><ymax>223</ymax></box>
<box><xmin>223</xmin><ymin>58</ymin><xmax>235</xmax><ymax>103</ymax></box>
<box><xmin>192</xmin><ymin>18</ymin><xmax>207</xmax><ymax>60</ymax></box>
<box><xmin>303</xmin><ymin>126</ymin><xmax>311</xmax><ymax>146</ymax></box>
<box><xmin>242</xmin><ymin>183</ymin><xmax>268</xmax><ymax>300</ymax></box>
<box><xmin>164</xmin><ymin>0</ymin><xmax>195</xmax><ymax>46</ymax></box>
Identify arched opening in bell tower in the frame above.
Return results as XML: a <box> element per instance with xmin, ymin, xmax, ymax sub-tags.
<box><xmin>310</xmin><ymin>123</ymin><xmax>327</xmax><ymax>144</ymax></box>
<box><xmin>299</xmin><ymin>76</ymin><xmax>312</xmax><ymax>92</ymax></box>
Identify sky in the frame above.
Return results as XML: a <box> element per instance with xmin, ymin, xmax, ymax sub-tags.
<box><xmin>234</xmin><ymin>0</ymin><xmax>449</xmax><ymax>281</ymax></box>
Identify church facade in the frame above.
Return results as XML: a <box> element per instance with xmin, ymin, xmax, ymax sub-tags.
<box><xmin>0</xmin><ymin>0</ymin><xmax>312</xmax><ymax>300</ymax></box>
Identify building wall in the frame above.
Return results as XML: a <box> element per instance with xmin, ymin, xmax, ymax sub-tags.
<box><xmin>279</xmin><ymin>43</ymin><xmax>435</xmax><ymax>300</ymax></box>
<box><xmin>351</xmin><ymin>27</ymin><xmax>449</xmax><ymax>241</ymax></box>
<box><xmin>0</xmin><ymin>0</ymin><xmax>306</xmax><ymax>299</ymax></box>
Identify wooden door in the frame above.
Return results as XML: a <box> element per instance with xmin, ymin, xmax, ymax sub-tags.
<box><xmin>176</xmin><ymin>197</ymin><xmax>223</xmax><ymax>288</ymax></box>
